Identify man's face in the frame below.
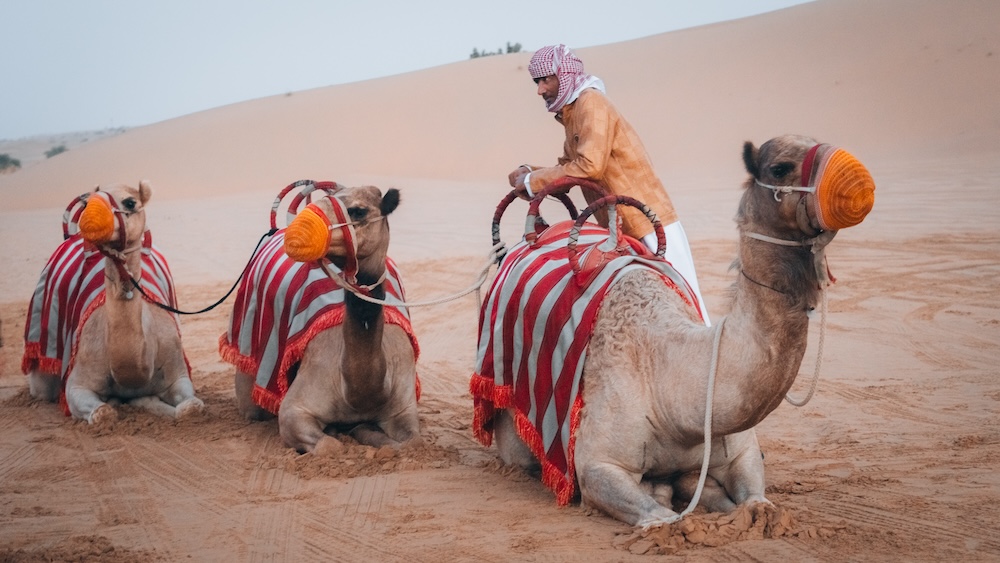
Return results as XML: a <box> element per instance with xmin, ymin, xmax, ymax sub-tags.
<box><xmin>534</xmin><ymin>75</ymin><xmax>559</xmax><ymax>106</ymax></box>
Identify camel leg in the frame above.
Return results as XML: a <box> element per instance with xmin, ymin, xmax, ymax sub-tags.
<box><xmin>577</xmin><ymin>460</ymin><xmax>680</xmax><ymax>528</ymax></box>
<box><xmin>716</xmin><ymin>441</ymin><xmax>769</xmax><ymax>507</ymax></box>
<box><xmin>639</xmin><ymin>479</ymin><xmax>675</xmax><ymax>509</ymax></box>
<box><xmin>494</xmin><ymin>409</ymin><xmax>540</xmax><ymax>472</ymax></box>
<box><xmin>279</xmin><ymin>405</ymin><xmax>343</xmax><ymax>455</ymax></box>
<box><xmin>160</xmin><ymin>376</ymin><xmax>204</xmax><ymax>419</ymax></box>
<box><xmin>130</xmin><ymin>395</ymin><xmax>179</xmax><ymax>418</ymax></box>
<box><xmin>27</xmin><ymin>372</ymin><xmax>61</xmax><ymax>403</ymax></box>
<box><xmin>65</xmin><ymin>384</ymin><xmax>115</xmax><ymax>424</ymax></box>
<box><xmin>349</xmin><ymin>424</ymin><xmax>401</xmax><ymax>448</ymax></box>
<box><xmin>234</xmin><ymin>372</ymin><xmax>273</xmax><ymax>420</ymax></box>
<box><xmin>672</xmin><ymin>472</ymin><xmax>737</xmax><ymax>513</ymax></box>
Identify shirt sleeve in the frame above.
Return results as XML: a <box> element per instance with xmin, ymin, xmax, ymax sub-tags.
<box><xmin>530</xmin><ymin>91</ymin><xmax>614</xmax><ymax>191</ymax></box>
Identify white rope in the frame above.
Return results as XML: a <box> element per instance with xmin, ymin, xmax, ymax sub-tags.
<box><xmin>318</xmin><ymin>242</ymin><xmax>506</xmax><ymax>308</ymax></box>
<box><xmin>653</xmin><ymin>315</ymin><xmax>726</xmax><ymax>528</ymax></box>
<box><xmin>784</xmin><ymin>288</ymin><xmax>827</xmax><ymax>407</ymax></box>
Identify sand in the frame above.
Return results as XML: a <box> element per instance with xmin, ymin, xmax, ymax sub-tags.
<box><xmin>1</xmin><ymin>0</ymin><xmax>998</xmax><ymax>560</ymax></box>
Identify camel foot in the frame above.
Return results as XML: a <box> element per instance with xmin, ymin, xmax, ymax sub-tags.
<box><xmin>636</xmin><ymin>510</ymin><xmax>682</xmax><ymax>531</ymax></box>
<box><xmin>313</xmin><ymin>435</ymin><xmax>345</xmax><ymax>457</ymax></box>
<box><xmin>89</xmin><ymin>403</ymin><xmax>118</xmax><ymax>425</ymax></box>
<box><xmin>175</xmin><ymin>397</ymin><xmax>205</xmax><ymax>419</ymax></box>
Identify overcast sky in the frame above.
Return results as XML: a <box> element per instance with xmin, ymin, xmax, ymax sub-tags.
<box><xmin>3</xmin><ymin>0</ymin><xmax>812</xmax><ymax>139</ymax></box>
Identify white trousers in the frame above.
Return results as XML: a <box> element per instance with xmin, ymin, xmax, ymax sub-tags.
<box><xmin>642</xmin><ymin>221</ymin><xmax>711</xmax><ymax>326</ymax></box>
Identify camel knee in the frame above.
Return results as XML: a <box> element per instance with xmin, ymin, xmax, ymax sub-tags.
<box><xmin>578</xmin><ymin>462</ymin><xmax>677</xmax><ymax>527</ymax></box>
<box><xmin>278</xmin><ymin>408</ymin><xmax>327</xmax><ymax>454</ymax></box>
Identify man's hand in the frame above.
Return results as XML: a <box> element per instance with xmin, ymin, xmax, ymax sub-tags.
<box><xmin>508</xmin><ymin>165</ymin><xmax>529</xmax><ymax>188</ymax></box>
<box><xmin>508</xmin><ymin>166</ymin><xmax>532</xmax><ymax>201</ymax></box>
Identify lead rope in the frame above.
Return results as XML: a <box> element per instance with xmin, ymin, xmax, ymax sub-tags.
<box><xmin>784</xmin><ymin>288</ymin><xmax>827</xmax><ymax>406</ymax></box>
<box><xmin>318</xmin><ymin>241</ymin><xmax>507</xmax><ymax>308</ymax></box>
<box><xmin>743</xmin><ymin>230</ymin><xmax>829</xmax><ymax>408</ymax></box>
<box><xmin>651</xmin><ymin>315</ymin><xmax>726</xmax><ymax>529</ymax></box>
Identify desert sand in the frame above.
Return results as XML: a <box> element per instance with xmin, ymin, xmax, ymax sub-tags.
<box><xmin>1</xmin><ymin>0</ymin><xmax>999</xmax><ymax>560</ymax></box>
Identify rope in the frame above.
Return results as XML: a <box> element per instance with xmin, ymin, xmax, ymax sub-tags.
<box><xmin>318</xmin><ymin>242</ymin><xmax>506</xmax><ymax>308</ymax></box>
<box><xmin>126</xmin><ymin>229</ymin><xmax>278</xmax><ymax>315</ymax></box>
<box><xmin>784</xmin><ymin>288</ymin><xmax>827</xmax><ymax>407</ymax></box>
<box><xmin>651</xmin><ymin>315</ymin><xmax>726</xmax><ymax>528</ymax></box>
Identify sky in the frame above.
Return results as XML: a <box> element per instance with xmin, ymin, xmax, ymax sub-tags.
<box><xmin>2</xmin><ymin>0</ymin><xmax>813</xmax><ymax>140</ymax></box>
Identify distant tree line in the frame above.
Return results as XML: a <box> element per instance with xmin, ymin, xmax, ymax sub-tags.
<box><xmin>470</xmin><ymin>42</ymin><xmax>522</xmax><ymax>59</ymax></box>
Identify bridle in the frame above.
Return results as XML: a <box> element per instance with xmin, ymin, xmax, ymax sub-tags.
<box><xmin>305</xmin><ymin>198</ymin><xmax>389</xmax><ymax>296</ymax></box>
<box><xmin>87</xmin><ymin>191</ymin><xmax>147</xmax><ymax>300</ymax></box>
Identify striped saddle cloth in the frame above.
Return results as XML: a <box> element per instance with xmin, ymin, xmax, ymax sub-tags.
<box><xmin>470</xmin><ymin>220</ymin><xmax>700</xmax><ymax>505</ymax></box>
<box><xmin>218</xmin><ymin>229</ymin><xmax>419</xmax><ymax>415</ymax></box>
<box><xmin>21</xmin><ymin>232</ymin><xmax>181</xmax><ymax>412</ymax></box>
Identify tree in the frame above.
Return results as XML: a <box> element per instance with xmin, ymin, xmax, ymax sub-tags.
<box><xmin>470</xmin><ymin>41</ymin><xmax>522</xmax><ymax>59</ymax></box>
<box><xmin>0</xmin><ymin>154</ymin><xmax>21</xmax><ymax>173</ymax></box>
<box><xmin>45</xmin><ymin>145</ymin><xmax>68</xmax><ymax>158</ymax></box>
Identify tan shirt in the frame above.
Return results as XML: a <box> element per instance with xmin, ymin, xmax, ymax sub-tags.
<box><xmin>527</xmin><ymin>88</ymin><xmax>678</xmax><ymax>238</ymax></box>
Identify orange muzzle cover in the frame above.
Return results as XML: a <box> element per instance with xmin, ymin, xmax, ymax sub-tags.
<box><xmin>78</xmin><ymin>194</ymin><xmax>116</xmax><ymax>244</ymax></box>
<box><xmin>806</xmin><ymin>145</ymin><xmax>876</xmax><ymax>231</ymax></box>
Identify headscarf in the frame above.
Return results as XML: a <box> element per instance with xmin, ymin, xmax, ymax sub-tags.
<box><xmin>528</xmin><ymin>44</ymin><xmax>606</xmax><ymax>113</ymax></box>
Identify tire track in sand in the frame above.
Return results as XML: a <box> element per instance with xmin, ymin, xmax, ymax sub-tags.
<box><xmin>240</xmin><ymin>431</ymin><xmax>303</xmax><ymax>563</ymax></box>
<box><xmin>74</xmin><ymin>430</ymin><xmax>170</xmax><ymax>553</ymax></box>
<box><xmin>814</xmin><ymin>492</ymin><xmax>1000</xmax><ymax>555</ymax></box>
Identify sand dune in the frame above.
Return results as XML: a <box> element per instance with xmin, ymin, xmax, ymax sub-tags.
<box><xmin>1</xmin><ymin>0</ymin><xmax>998</xmax><ymax>560</ymax></box>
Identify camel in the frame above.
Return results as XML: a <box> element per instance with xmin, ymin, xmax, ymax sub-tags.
<box><xmin>226</xmin><ymin>184</ymin><xmax>420</xmax><ymax>455</ymax></box>
<box><xmin>25</xmin><ymin>182</ymin><xmax>202</xmax><ymax>423</ymax></box>
<box><xmin>472</xmin><ymin>135</ymin><xmax>875</xmax><ymax>527</ymax></box>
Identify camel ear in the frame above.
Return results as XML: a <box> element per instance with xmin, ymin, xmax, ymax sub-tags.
<box><xmin>743</xmin><ymin>142</ymin><xmax>760</xmax><ymax>179</ymax></box>
<box><xmin>381</xmin><ymin>188</ymin><xmax>400</xmax><ymax>216</ymax></box>
<box><xmin>138</xmin><ymin>180</ymin><xmax>153</xmax><ymax>205</ymax></box>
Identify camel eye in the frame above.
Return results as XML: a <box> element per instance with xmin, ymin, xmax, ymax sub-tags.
<box><xmin>122</xmin><ymin>198</ymin><xmax>138</xmax><ymax>212</ymax></box>
<box><xmin>769</xmin><ymin>163</ymin><xmax>794</xmax><ymax>179</ymax></box>
<box><xmin>348</xmin><ymin>206</ymin><xmax>369</xmax><ymax>222</ymax></box>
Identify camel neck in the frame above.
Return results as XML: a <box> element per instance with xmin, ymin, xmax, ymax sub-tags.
<box><xmin>341</xmin><ymin>284</ymin><xmax>390</xmax><ymax>412</ymax></box>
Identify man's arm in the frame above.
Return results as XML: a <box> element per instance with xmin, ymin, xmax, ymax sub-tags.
<box><xmin>526</xmin><ymin>91</ymin><xmax>615</xmax><ymax>191</ymax></box>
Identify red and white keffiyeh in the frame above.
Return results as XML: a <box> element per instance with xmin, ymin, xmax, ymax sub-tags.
<box><xmin>528</xmin><ymin>44</ymin><xmax>606</xmax><ymax>113</ymax></box>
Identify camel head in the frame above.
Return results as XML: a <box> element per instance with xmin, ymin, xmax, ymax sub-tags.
<box><xmin>284</xmin><ymin>186</ymin><xmax>399</xmax><ymax>285</ymax></box>
<box><xmin>78</xmin><ymin>181</ymin><xmax>152</xmax><ymax>253</ymax></box>
<box><xmin>741</xmin><ymin>135</ymin><xmax>875</xmax><ymax>237</ymax></box>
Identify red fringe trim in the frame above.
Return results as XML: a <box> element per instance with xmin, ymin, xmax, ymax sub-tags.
<box><xmin>469</xmin><ymin>371</ymin><xmax>584</xmax><ymax>506</ymax></box>
<box><xmin>220</xmin><ymin>305</ymin><xmax>422</xmax><ymax>416</ymax></box>
<box><xmin>20</xmin><ymin>342</ymin><xmax>63</xmax><ymax>376</ymax></box>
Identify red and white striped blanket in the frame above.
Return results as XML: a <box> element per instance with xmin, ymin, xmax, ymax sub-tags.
<box><xmin>21</xmin><ymin>232</ymin><xmax>182</xmax><ymax>414</ymax></box>
<box><xmin>470</xmin><ymin>220</ymin><xmax>701</xmax><ymax>505</ymax></box>
<box><xmin>218</xmin><ymin>229</ymin><xmax>420</xmax><ymax>415</ymax></box>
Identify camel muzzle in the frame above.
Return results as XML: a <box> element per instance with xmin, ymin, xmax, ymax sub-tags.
<box><xmin>804</xmin><ymin>145</ymin><xmax>875</xmax><ymax>231</ymax></box>
<box><xmin>755</xmin><ymin>144</ymin><xmax>875</xmax><ymax>232</ymax></box>
<box><xmin>284</xmin><ymin>197</ymin><xmax>360</xmax><ymax>284</ymax></box>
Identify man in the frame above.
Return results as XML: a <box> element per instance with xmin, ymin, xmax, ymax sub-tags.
<box><xmin>508</xmin><ymin>44</ymin><xmax>709</xmax><ymax>324</ymax></box>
